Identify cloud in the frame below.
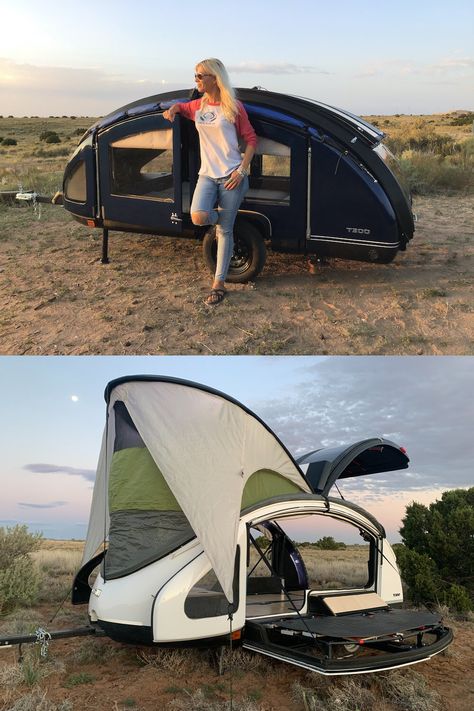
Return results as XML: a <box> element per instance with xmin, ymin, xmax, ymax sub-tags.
<box><xmin>431</xmin><ymin>57</ymin><xmax>474</xmax><ymax>70</ymax></box>
<box><xmin>251</xmin><ymin>357</ymin><xmax>474</xmax><ymax>499</ymax></box>
<box><xmin>18</xmin><ymin>501</ymin><xmax>67</xmax><ymax>509</ymax></box>
<box><xmin>0</xmin><ymin>57</ymin><xmax>179</xmax><ymax>116</ymax></box>
<box><xmin>228</xmin><ymin>61</ymin><xmax>331</xmax><ymax>75</ymax></box>
<box><xmin>352</xmin><ymin>56</ymin><xmax>474</xmax><ymax>82</ymax></box>
<box><xmin>23</xmin><ymin>463</ymin><xmax>95</xmax><ymax>482</ymax></box>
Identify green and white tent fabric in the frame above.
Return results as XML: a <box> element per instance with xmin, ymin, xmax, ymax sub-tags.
<box><xmin>83</xmin><ymin>378</ymin><xmax>310</xmax><ymax>603</ymax></box>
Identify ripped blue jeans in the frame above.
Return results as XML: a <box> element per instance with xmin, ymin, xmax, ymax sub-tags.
<box><xmin>191</xmin><ymin>174</ymin><xmax>249</xmax><ymax>282</ymax></box>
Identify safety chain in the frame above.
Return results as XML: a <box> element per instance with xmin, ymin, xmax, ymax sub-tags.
<box><xmin>35</xmin><ymin>627</ymin><xmax>52</xmax><ymax>657</ymax></box>
<box><xmin>17</xmin><ymin>182</ymin><xmax>42</xmax><ymax>220</ymax></box>
<box><xmin>32</xmin><ymin>191</ymin><xmax>42</xmax><ymax>221</ymax></box>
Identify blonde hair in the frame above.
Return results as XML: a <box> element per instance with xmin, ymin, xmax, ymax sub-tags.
<box><xmin>197</xmin><ymin>58</ymin><xmax>238</xmax><ymax>123</ymax></box>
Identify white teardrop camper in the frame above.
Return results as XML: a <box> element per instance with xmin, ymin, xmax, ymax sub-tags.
<box><xmin>73</xmin><ymin>376</ymin><xmax>452</xmax><ymax>674</ymax></box>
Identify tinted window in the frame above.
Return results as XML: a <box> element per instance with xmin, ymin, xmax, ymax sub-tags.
<box><xmin>64</xmin><ymin>160</ymin><xmax>86</xmax><ymax>202</ymax></box>
<box><xmin>248</xmin><ymin>138</ymin><xmax>291</xmax><ymax>205</ymax></box>
<box><xmin>185</xmin><ymin>548</ymin><xmax>240</xmax><ymax>619</ymax></box>
<box><xmin>109</xmin><ymin>129</ymin><xmax>174</xmax><ymax>201</ymax></box>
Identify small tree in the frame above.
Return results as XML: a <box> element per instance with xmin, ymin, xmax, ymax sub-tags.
<box><xmin>0</xmin><ymin>525</ymin><xmax>43</xmax><ymax>613</ymax></box>
<box><xmin>397</xmin><ymin>488</ymin><xmax>474</xmax><ymax>611</ymax></box>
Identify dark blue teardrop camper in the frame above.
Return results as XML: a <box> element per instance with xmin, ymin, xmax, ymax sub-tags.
<box><xmin>62</xmin><ymin>88</ymin><xmax>415</xmax><ymax>282</ymax></box>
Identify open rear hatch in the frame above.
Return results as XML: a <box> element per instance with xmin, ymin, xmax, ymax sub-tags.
<box><xmin>297</xmin><ymin>438</ymin><xmax>409</xmax><ymax>497</ymax></box>
<box><xmin>243</xmin><ymin>592</ymin><xmax>452</xmax><ymax>675</ymax></box>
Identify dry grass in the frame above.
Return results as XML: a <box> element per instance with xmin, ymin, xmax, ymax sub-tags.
<box><xmin>292</xmin><ymin>668</ymin><xmax>443</xmax><ymax>711</ymax></box>
<box><xmin>167</xmin><ymin>690</ymin><xmax>261</xmax><ymax>711</ymax></box>
<box><xmin>32</xmin><ymin>543</ymin><xmax>83</xmax><ymax>603</ymax></box>
<box><xmin>2</xmin><ymin>691</ymin><xmax>73</xmax><ymax>711</ymax></box>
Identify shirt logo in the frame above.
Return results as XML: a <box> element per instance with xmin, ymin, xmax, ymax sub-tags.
<box><xmin>199</xmin><ymin>111</ymin><xmax>217</xmax><ymax>124</ymax></box>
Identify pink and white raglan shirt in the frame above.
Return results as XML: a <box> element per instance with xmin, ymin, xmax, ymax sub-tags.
<box><xmin>177</xmin><ymin>99</ymin><xmax>257</xmax><ymax>179</ymax></box>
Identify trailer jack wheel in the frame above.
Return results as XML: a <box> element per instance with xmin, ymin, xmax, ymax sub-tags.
<box><xmin>202</xmin><ymin>221</ymin><xmax>266</xmax><ymax>284</ymax></box>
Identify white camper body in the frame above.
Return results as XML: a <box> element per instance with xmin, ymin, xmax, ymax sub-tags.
<box><xmin>73</xmin><ymin>376</ymin><xmax>452</xmax><ymax>675</ymax></box>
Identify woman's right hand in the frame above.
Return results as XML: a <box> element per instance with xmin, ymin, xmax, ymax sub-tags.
<box><xmin>163</xmin><ymin>106</ymin><xmax>177</xmax><ymax>122</ymax></box>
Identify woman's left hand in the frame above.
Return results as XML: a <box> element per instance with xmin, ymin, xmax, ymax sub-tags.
<box><xmin>224</xmin><ymin>170</ymin><xmax>243</xmax><ymax>190</ymax></box>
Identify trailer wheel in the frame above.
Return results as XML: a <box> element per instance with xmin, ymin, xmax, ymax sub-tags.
<box><xmin>202</xmin><ymin>221</ymin><xmax>266</xmax><ymax>283</ymax></box>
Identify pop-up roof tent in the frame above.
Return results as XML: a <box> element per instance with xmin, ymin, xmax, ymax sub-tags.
<box><xmin>84</xmin><ymin>375</ymin><xmax>310</xmax><ymax>603</ymax></box>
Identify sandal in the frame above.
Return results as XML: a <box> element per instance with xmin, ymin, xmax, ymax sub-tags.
<box><xmin>204</xmin><ymin>288</ymin><xmax>226</xmax><ymax>306</ymax></box>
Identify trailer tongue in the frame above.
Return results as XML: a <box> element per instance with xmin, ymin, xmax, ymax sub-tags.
<box><xmin>0</xmin><ymin>625</ymin><xmax>104</xmax><ymax>659</ymax></box>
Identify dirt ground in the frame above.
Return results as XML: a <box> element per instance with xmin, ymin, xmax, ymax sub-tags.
<box><xmin>0</xmin><ymin>601</ymin><xmax>473</xmax><ymax>711</ymax></box>
<box><xmin>0</xmin><ymin>192</ymin><xmax>473</xmax><ymax>355</ymax></box>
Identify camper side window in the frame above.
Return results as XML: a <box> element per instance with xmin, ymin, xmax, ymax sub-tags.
<box><xmin>64</xmin><ymin>160</ymin><xmax>87</xmax><ymax>203</ymax></box>
<box><xmin>247</xmin><ymin>138</ymin><xmax>291</xmax><ymax>205</ymax></box>
<box><xmin>184</xmin><ymin>548</ymin><xmax>240</xmax><ymax>619</ymax></box>
<box><xmin>109</xmin><ymin>129</ymin><xmax>174</xmax><ymax>201</ymax></box>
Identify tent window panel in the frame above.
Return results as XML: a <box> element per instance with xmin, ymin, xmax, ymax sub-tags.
<box><xmin>241</xmin><ymin>469</ymin><xmax>302</xmax><ymax>510</ymax></box>
<box><xmin>105</xmin><ymin>510</ymin><xmax>195</xmax><ymax>579</ymax></box>
<box><xmin>185</xmin><ymin>548</ymin><xmax>240</xmax><ymax>619</ymax></box>
<box><xmin>109</xmin><ymin>447</ymin><xmax>181</xmax><ymax>512</ymax></box>
<box><xmin>109</xmin><ymin>129</ymin><xmax>174</xmax><ymax>201</ymax></box>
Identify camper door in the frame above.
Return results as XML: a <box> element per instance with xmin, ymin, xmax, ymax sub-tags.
<box><xmin>98</xmin><ymin>114</ymin><xmax>183</xmax><ymax>233</ymax></box>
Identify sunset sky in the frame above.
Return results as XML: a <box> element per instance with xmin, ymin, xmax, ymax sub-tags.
<box><xmin>1</xmin><ymin>356</ymin><xmax>472</xmax><ymax>543</ymax></box>
<box><xmin>1</xmin><ymin>0</ymin><xmax>473</xmax><ymax>116</ymax></box>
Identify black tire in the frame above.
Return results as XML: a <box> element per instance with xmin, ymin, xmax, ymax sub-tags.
<box><xmin>202</xmin><ymin>220</ymin><xmax>267</xmax><ymax>283</ymax></box>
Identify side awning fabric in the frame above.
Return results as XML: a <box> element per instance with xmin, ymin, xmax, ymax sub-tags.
<box><xmin>83</xmin><ymin>380</ymin><xmax>309</xmax><ymax>603</ymax></box>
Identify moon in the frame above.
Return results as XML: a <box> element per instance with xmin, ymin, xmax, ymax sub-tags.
<box><xmin>71</xmin><ymin>395</ymin><xmax>79</xmax><ymax>402</ymax></box>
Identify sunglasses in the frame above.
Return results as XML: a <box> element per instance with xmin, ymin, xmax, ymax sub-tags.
<box><xmin>194</xmin><ymin>73</ymin><xmax>214</xmax><ymax>80</ymax></box>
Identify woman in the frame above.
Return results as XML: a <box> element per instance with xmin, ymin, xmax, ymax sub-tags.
<box><xmin>164</xmin><ymin>58</ymin><xmax>257</xmax><ymax>306</ymax></box>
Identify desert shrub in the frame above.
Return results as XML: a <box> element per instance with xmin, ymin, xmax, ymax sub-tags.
<box><xmin>2</xmin><ymin>137</ymin><xmax>17</xmax><ymax>146</ymax></box>
<box><xmin>397</xmin><ymin>488</ymin><xmax>474</xmax><ymax>610</ymax></box>
<box><xmin>314</xmin><ymin>536</ymin><xmax>346</xmax><ymax>550</ymax></box>
<box><xmin>397</xmin><ymin>150</ymin><xmax>474</xmax><ymax>194</ymax></box>
<box><xmin>0</xmin><ymin>661</ymin><xmax>24</xmax><ymax>688</ymax></box>
<box><xmin>292</xmin><ymin>675</ymin><xmax>376</xmax><ymax>711</ymax></box>
<box><xmin>63</xmin><ymin>672</ymin><xmax>95</xmax><ymax>687</ymax></box>
<box><xmin>0</xmin><ymin>525</ymin><xmax>43</xmax><ymax>612</ymax></box>
<box><xmin>137</xmin><ymin>647</ymin><xmax>207</xmax><ymax>674</ymax></box>
<box><xmin>374</xmin><ymin>669</ymin><xmax>441</xmax><ymax>710</ymax></box>
<box><xmin>33</xmin><ymin>146</ymin><xmax>70</xmax><ymax>158</ymax></box>
<box><xmin>450</xmin><ymin>112</ymin><xmax>474</xmax><ymax>126</ymax></box>
<box><xmin>210</xmin><ymin>646</ymin><xmax>269</xmax><ymax>676</ymax></box>
<box><xmin>293</xmin><ymin>670</ymin><xmax>441</xmax><ymax>711</ymax></box>
<box><xmin>67</xmin><ymin>637</ymin><xmax>130</xmax><ymax>664</ymax></box>
<box><xmin>168</xmin><ymin>690</ymin><xmax>260</xmax><ymax>711</ymax></box>
<box><xmin>39</xmin><ymin>130</ymin><xmax>58</xmax><ymax>141</ymax></box>
<box><xmin>45</xmin><ymin>133</ymin><xmax>61</xmax><ymax>144</ymax></box>
<box><xmin>385</xmin><ymin>122</ymin><xmax>457</xmax><ymax>157</ymax></box>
